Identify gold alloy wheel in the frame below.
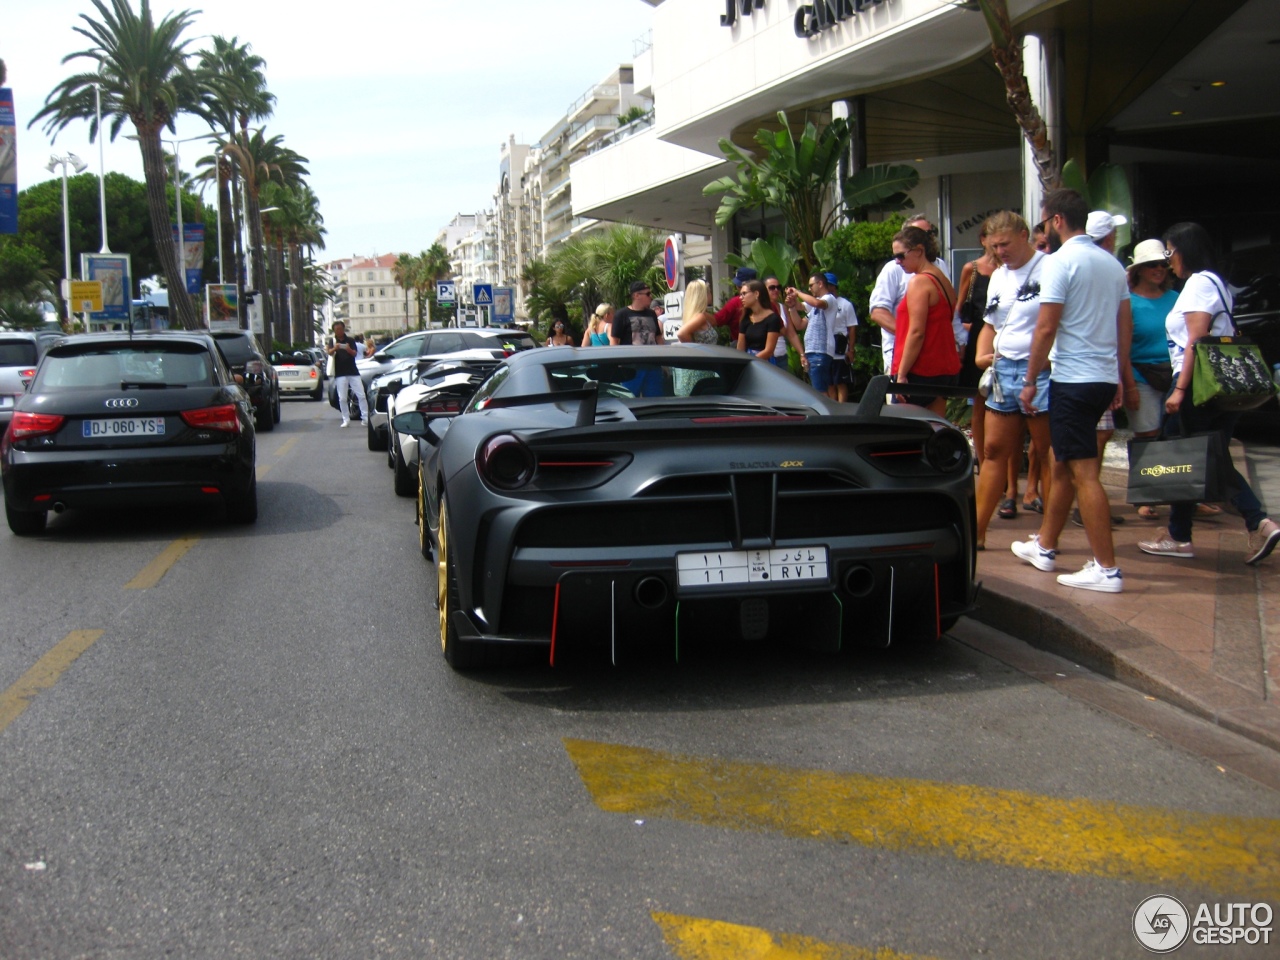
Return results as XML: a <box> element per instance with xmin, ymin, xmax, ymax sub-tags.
<box><xmin>437</xmin><ymin>495</ymin><xmax>449</xmax><ymax>653</ymax></box>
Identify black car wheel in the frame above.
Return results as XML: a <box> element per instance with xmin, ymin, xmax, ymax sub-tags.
<box><xmin>393</xmin><ymin>433</ymin><xmax>416</xmax><ymax>497</ymax></box>
<box><xmin>255</xmin><ymin>398</ymin><xmax>275</xmax><ymax>432</ymax></box>
<box><xmin>438</xmin><ymin>495</ymin><xmax>482</xmax><ymax>668</ymax></box>
<box><xmin>5</xmin><ymin>500</ymin><xmax>47</xmax><ymax>536</ymax></box>
<box><xmin>226</xmin><ymin>475</ymin><xmax>258</xmax><ymax>525</ymax></box>
<box><xmin>367</xmin><ymin>415</ymin><xmax>383</xmax><ymax>452</ymax></box>
<box><xmin>272</xmin><ymin>387</ymin><xmax>281</xmax><ymax>423</ymax></box>
<box><xmin>310</xmin><ymin>381</ymin><xmax>323</xmax><ymax>401</ymax></box>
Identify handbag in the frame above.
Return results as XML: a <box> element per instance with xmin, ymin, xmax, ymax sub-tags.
<box><xmin>325</xmin><ymin>353</ymin><xmax>336</xmax><ymax>378</ymax></box>
<box><xmin>1126</xmin><ymin>433</ymin><xmax>1224</xmax><ymax>505</ymax></box>
<box><xmin>1189</xmin><ymin>277</ymin><xmax>1277</xmax><ymax>411</ymax></box>
<box><xmin>977</xmin><ymin>365</ymin><xmax>994</xmax><ymax>399</ymax></box>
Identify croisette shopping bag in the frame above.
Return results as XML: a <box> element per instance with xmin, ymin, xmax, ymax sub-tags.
<box><xmin>1126</xmin><ymin>433</ymin><xmax>1224</xmax><ymax>505</ymax></box>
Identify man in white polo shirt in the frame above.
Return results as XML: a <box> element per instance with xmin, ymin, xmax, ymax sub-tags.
<box><xmin>1010</xmin><ymin>189</ymin><xmax>1138</xmax><ymax>593</ymax></box>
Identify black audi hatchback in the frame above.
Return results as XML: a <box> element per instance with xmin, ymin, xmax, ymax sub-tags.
<box><xmin>1</xmin><ymin>333</ymin><xmax>258</xmax><ymax>535</ymax></box>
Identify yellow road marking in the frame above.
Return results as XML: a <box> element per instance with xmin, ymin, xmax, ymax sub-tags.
<box><xmin>275</xmin><ymin>437</ymin><xmax>298</xmax><ymax>457</ymax></box>
<box><xmin>565</xmin><ymin>739</ymin><xmax>1280</xmax><ymax>898</ymax></box>
<box><xmin>257</xmin><ymin>463</ymin><xmax>272</xmax><ymax>479</ymax></box>
<box><xmin>124</xmin><ymin>536</ymin><xmax>200</xmax><ymax>589</ymax></box>
<box><xmin>0</xmin><ymin>630</ymin><xmax>105</xmax><ymax>734</ymax></box>
<box><xmin>652</xmin><ymin>912</ymin><xmax>939</xmax><ymax>960</ymax></box>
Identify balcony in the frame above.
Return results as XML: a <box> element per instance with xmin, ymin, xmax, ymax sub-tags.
<box><xmin>566</xmin><ymin>83</ymin><xmax>620</xmax><ymax>125</ymax></box>
<box><xmin>566</xmin><ymin>115</ymin><xmax>620</xmax><ymax>156</ymax></box>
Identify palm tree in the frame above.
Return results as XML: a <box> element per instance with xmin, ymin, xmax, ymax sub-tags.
<box><xmin>219</xmin><ymin>129</ymin><xmax>308</xmax><ymax>340</ymax></box>
<box><xmin>31</xmin><ymin>0</ymin><xmax>208</xmax><ymax>329</ymax></box>
<box><xmin>262</xmin><ymin>181</ymin><xmax>324</xmax><ymax>344</ymax></box>
<box><xmin>195</xmin><ymin>37</ymin><xmax>276</xmax><ymax>309</ymax></box>
<box><xmin>969</xmin><ymin>0</ymin><xmax>1055</xmax><ymax>190</ymax></box>
<box><xmin>392</xmin><ymin>253</ymin><xmax>421</xmax><ymax>331</ymax></box>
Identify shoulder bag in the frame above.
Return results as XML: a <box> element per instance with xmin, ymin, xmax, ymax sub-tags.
<box><xmin>1190</xmin><ymin>277</ymin><xmax>1277</xmax><ymax>411</ymax></box>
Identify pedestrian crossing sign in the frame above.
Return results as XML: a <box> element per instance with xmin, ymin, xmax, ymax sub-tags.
<box><xmin>473</xmin><ymin>284</ymin><xmax>493</xmax><ymax>305</ymax></box>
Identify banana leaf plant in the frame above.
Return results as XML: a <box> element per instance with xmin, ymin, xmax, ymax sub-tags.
<box><xmin>1060</xmin><ymin>158</ymin><xmax>1133</xmax><ymax>252</ymax></box>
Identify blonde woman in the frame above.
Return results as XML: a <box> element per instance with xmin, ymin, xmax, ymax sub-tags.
<box><xmin>583</xmin><ymin>303</ymin><xmax>613</xmax><ymax>346</ymax></box>
<box><xmin>673</xmin><ymin>279</ymin><xmax>717</xmax><ymax>396</ymax></box>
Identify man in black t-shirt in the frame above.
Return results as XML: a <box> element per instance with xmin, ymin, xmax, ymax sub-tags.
<box><xmin>609</xmin><ymin>280</ymin><xmax>665</xmax><ymax>395</ymax></box>
<box><xmin>326</xmin><ymin>320</ymin><xmax>369</xmax><ymax>426</ymax></box>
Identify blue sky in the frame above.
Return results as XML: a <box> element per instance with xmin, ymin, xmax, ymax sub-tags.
<box><xmin>8</xmin><ymin>0</ymin><xmax>656</xmax><ymax>260</ymax></box>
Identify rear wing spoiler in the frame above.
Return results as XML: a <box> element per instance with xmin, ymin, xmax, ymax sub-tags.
<box><xmin>856</xmin><ymin>375</ymin><xmax>977</xmax><ymax>417</ymax></box>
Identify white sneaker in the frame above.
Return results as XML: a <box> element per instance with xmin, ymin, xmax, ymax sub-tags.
<box><xmin>1056</xmin><ymin>560</ymin><xmax>1123</xmax><ymax>593</ymax></box>
<box><xmin>340</xmin><ymin>420</ymin><xmax>350</xmax><ymax>428</ymax></box>
<box><xmin>1138</xmin><ymin>535</ymin><xmax>1194</xmax><ymax>558</ymax></box>
<box><xmin>1011</xmin><ymin>534</ymin><xmax>1057</xmax><ymax>572</ymax></box>
<box><xmin>1246</xmin><ymin>518</ymin><xmax>1280</xmax><ymax>566</ymax></box>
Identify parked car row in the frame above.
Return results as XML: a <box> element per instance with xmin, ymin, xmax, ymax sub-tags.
<box><xmin>356</xmin><ymin>338</ymin><xmax>979</xmax><ymax>671</ymax></box>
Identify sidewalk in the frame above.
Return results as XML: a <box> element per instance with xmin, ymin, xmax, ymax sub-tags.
<box><xmin>967</xmin><ymin>435</ymin><xmax>1280</xmax><ymax>753</ymax></box>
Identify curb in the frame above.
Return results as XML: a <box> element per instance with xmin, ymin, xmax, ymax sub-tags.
<box><xmin>968</xmin><ymin>574</ymin><xmax>1280</xmax><ymax>754</ymax></box>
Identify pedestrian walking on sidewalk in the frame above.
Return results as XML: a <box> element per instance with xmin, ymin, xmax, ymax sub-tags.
<box><xmin>1010</xmin><ymin>189</ymin><xmax>1138</xmax><ymax>593</ymax></box>
<box><xmin>1137</xmin><ymin>222</ymin><xmax>1280</xmax><ymax>565</ymax></box>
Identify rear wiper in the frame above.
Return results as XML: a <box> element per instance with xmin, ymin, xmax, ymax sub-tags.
<box><xmin>120</xmin><ymin>381</ymin><xmax>187</xmax><ymax>389</ymax></box>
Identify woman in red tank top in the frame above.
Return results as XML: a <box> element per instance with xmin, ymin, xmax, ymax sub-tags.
<box><xmin>891</xmin><ymin>224</ymin><xmax>960</xmax><ymax>415</ymax></box>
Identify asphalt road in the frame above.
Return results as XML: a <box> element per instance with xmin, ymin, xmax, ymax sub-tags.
<box><xmin>2</xmin><ymin>399</ymin><xmax>1278</xmax><ymax>959</ymax></box>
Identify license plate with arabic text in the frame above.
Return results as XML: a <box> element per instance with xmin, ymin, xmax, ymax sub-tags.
<box><xmin>677</xmin><ymin>546</ymin><xmax>829</xmax><ymax>588</ymax></box>
<box><xmin>82</xmin><ymin>417</ymin><xmax>166</xmax><ymax>438</ymax></box>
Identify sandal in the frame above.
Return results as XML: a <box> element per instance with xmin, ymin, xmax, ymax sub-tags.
<box><xmin>998</xmin><ymin>499</ymin><xmax>1017</xmax><ymax>520</ymax></box>
<box><xmin>1196</xmin><ymin>502</ymin><xmax>1223</xmax><ymax>517</ymax></box>
<box><xmin>1137</xmin><ymin>505</ymin><xmax>1159</xmax><ymax>520</ymax></box>
<box><xmin>1022</xmin><ymin>497</ymin><xmax>1043</xmax><ymax>514</ymax></box>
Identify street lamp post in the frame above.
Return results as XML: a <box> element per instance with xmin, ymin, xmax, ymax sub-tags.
<box><xmin>94</xmin><ymin>84</ymin><xmax>110</xmax><ymax>253</ymax></box>
<box><xmin>46</xmin><ymin>152</ymin><xmax>88</xmax><ymax>320</ymax></box>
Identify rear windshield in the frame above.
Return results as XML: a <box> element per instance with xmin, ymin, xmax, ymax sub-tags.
<box><xmin>0</xmin><ymin>340</ymin><xmax>39</xmax><ymax>366</ymax></box>
<box><xmin>469</xmin><ymin>333</ymin><xmax>535</xmax><ymax>352</ymax></box>
<box><xmin>212</xmin><ymin>335</ymin><xmax>258</xmax><ymax>364</ymax></box>
<box><xmin>36</xmin><ymin>344</ymin><xmax>216</xmax><ymax>388</ymax></box>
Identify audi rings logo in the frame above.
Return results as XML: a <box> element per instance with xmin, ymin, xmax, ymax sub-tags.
<box><xmin>104</xmin><ymin>398</ymin><xmax>140</xmax><ymax>408</ymax></box>
<box><xmin>1133</xmin><ymin>895</ymin><xmax>1190</xmax><ymax>953</ymax></box>
<box><xmin>1139</xmin><ymin>464</ymin><xmax>1193</xmax><ymax>477</ymax></box>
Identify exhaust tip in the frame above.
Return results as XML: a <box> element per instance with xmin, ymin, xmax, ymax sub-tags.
<box><xmin>633</xmin><ymin>576</ymin><xmax>669</xmax><ymax>609</ymax></box>
<box><xmin>52</xmin><ymin>502</ymin><xmax>67</xmax><ymax>514</ymax></box>
<box><xmin>844</xmin><ymin>565</ymin><xmax>875</xmax><ymax>598</ymax></box>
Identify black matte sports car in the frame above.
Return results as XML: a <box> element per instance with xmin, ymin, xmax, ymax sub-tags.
<box><xmin>392</xmin><ymin>346</ymin><xmax>977</xmax><ymax>669</ymax></box>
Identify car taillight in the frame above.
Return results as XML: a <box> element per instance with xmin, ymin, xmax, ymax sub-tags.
<box><xmin>417</xmin><ymin>398</ymin><xmax>462</xmax><ymax>415</ymax></box>
<box><xmin>478</xmin><ymin>434</ymin><xmax>535</xmax><ymax>490</ymax></box>
<box><xmin>8</xmin><ymin>411</ymin><xmax>66</xmax><ymax>440</ymax></box>
<box><xmin>180</xmin><ymin>404</ymin><xmax>241</xmax><ymax>433</ymax></box>
<box><xmin>19</xmin><ymin>367</ymin><xmax>36</xmax><ymax>387</ymax></box>
<box><xmin>309</xmin><ymin>368</ymin><xmax>318</xmax><ymax>380</ymax></box>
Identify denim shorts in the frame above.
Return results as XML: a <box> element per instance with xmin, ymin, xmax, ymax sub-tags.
<box><xmin>986</xmin><ymin>356</ymin><xmax>1050</xmax><ymax>415</ymax></box>
<box><xmin>806</xmin><ymin>352</ymin><xmax>832</xmax><ymax>391</ymax></box>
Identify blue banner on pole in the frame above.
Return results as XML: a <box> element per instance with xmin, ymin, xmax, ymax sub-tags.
<box><xmin>81</xmin><ymin>253</ymin><xmax>133</xmax><ymax>323</ymax></box>
<box><xmin>0</xmin><ymin>88</ymin><xmax>18</xmax><ymax>235</ymax></box>
<box><xmin>172</xmin><ymin>223</ymin><xmax>205</xmax><ymax>293</ymax></box>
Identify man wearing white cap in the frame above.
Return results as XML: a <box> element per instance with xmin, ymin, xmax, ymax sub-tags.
<box><xmin>1085</xmin><ymin>210</ymin><xmax>1128</xmax><ymax>256</ymax></box>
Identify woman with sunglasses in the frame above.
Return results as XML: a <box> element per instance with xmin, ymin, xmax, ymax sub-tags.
<box><xmin>1137</xmin><ymin>223</ymin><xmax>1279</xmax><ymax>565</ymax></box>
<box><xmin>1125</xmin><ymin>240</ymin><xmax>1180</xmax><ymax>518</ymax></box>
<box><xmin>890</xmin><ymin>225</ymin><xmax>959</xmax><ymax>415</ymax></box>
<box><xmin>735</xmin><ymin>279</ymin><xmax>784</xmax><ymax>362</ymax></box>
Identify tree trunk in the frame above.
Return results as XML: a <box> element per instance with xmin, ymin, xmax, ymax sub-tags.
<box><xmin>217</xmin><ymin>160</ymin><xmax>235</xmax><ymax>290</ymax></box>
<box><xmin>290</xmin><ymin>245</ymin><xmax>305</xmax><ymax>344</ymax></box>
<box><xmin>244</xmin><ymin>186</ymin><xmax>274</xmax><ymax>338</ymax></box>
<box><xmin>229</xmin><ymin>171</ymin><xmax>246</xmax><ymax>327</ymax></box>
<box><xmin>980</xmin><ymin>0</ymin><xmax>1057</xmax><ymax>191</ymax></box>
<box><xmin>138</xmin><ymin>129</ymin><xmax>200</xmax><ymax>329</ymax></box>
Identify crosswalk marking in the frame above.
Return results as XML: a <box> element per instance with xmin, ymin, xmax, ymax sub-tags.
<box><xmin>564</xmin><ymin>739</ymin><xmax>1280</xmax><ymax>897</ymax></box>
<box><xmin>651</xmin><ymin>911</ymin><xmax>940</xmax><ymax>960</ymax></box>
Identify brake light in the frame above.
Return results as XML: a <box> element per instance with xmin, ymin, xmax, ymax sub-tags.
<box><xmin>417</xmin><ymin>398</ymin><xmax>462</xmax><ymax>415</ymax></box>
<box><xmin>180</xmin><ymin>404</ymin><xmax>241</xmax><ymax>433</ymax></box>
<box><xmin>477</xmin><ymin>434</ymin><xmax>536</xmax><ymax>490</ymax></box>
<box><xmin>19</xmin><ymin>367</ymin><xmax>36</xmax><ymax>386</ymax></box>
<box><xmin>309</xmin><ymin>368</ymin><xmax>318</xmax><ymax>380</ymax></box>
<box><xmin>8</xmin><ymin>411</ymin><xmax>65</xmax><ymax>440</ymax></box>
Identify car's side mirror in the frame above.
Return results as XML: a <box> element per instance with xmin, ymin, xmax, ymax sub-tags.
<box><xmin>385</xmin><ymin>381</ymin><xmax>403</xmax><ymax>396</ymax></box>
<box><xmin>391</xmin><ymin>410</ymin><xmax>449</xmax><ymax>446</ymax></box>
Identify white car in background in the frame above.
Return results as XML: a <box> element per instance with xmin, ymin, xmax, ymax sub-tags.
<box><xmin>384</xmin><ymin>352</ymin><xmax>501</xmax><ymax>496</ymax></box>
<box><xmin>269</xmin><ymin>348</ymin><xmax>325</xmax><ymax>400</ymax></box>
